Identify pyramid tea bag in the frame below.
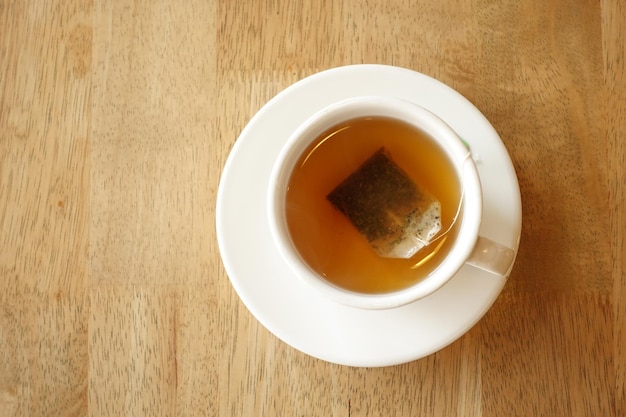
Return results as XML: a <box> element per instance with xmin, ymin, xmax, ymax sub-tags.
<box><xmin>327</xmin><ymin>148</ymin><xmax>442</xmax><ymax>259</ymax></box>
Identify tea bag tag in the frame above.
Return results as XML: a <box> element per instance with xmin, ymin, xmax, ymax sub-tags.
<box><xmin>327</xmin><ymin>148</ymin><xmax>442</xmax><ymax>259</ymax></box>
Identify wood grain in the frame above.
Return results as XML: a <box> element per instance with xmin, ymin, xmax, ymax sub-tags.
<box><xmin>90</xmin><ymin>0</ymin><xmax>217</xmax><ymax>287</ymax></box>
<box><xmin>1</xmin><ymin>0</ymin><xmax>624</xmax><ymax>416</ymax></box>
<box><xmin>603</xmin><ymin>0</ymin><xmax>626</xmax><ymax>413</ymax></box>
<box><xmin>1</xmin><ymin>1</ymin><xmax>91</xmax><ymax>416</ymax></box>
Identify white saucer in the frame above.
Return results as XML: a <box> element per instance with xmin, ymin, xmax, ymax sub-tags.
<box><xmin>216</xmin><ymin>65</ymin><xmax>522</xmax><ymax>367</ymax></box>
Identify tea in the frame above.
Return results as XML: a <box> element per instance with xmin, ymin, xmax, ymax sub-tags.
<box><xmin>284</xmin><ymin>116</ymin><xmax>462</xmax><ymax>294</ymax></box>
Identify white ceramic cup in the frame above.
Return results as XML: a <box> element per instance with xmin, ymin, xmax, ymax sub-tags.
<box><xmin>267</xmin><ymin>96</ymin><xmax>515</xmax><ymax>310</ymax></box>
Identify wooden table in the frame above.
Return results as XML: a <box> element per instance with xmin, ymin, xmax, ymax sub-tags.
<box><xmin>1</xmin><ymin>0</ymin><xmax>624</xmax><ymax>415</ymax></box>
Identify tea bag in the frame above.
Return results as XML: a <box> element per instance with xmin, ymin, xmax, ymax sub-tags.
<box><xmin>327</xmin><ymin>148</ymin><xmax>441</xmax><ymax>259</ymax></box>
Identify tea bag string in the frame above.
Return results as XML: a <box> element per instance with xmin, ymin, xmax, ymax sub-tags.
<box><xmin>412</xmin><ymin>151</ymin><xmax>472</xmax><ymax>248</ymax></box>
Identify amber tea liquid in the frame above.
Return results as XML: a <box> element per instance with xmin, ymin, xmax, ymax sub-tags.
<box><xmin>285</xmin><ymin>116</ymin><xmax>462</xmax><ymax>294</ymax></box>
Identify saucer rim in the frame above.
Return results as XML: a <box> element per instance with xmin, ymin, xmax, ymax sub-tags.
<box><xmin>216</xmin><ymin>64</ymin><xmax>522</xmax><ymax>367</ymax></box>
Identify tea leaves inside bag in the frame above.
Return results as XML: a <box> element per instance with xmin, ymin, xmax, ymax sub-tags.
<box><xmin>327</xmin><ymin>148</ymin><xmax>442</xmax><ymax>259</ymax></box>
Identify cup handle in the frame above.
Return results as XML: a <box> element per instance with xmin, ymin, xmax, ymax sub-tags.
<box><xmin>466</xmin><ymin>236</ymin><xmax>516</xmax><ymax>277</ymax></box>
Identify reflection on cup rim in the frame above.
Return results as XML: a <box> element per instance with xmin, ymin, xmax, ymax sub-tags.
<box><xmin>267</xmin><ymin>96</ymin><xmax>482</xmax><ymax>310</ymax></box>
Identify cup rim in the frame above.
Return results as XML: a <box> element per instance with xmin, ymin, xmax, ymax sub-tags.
<box><xmin>267</xmin><ymin>96</ymin><xmax>482</xmax><ymax>309</ymax></box>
